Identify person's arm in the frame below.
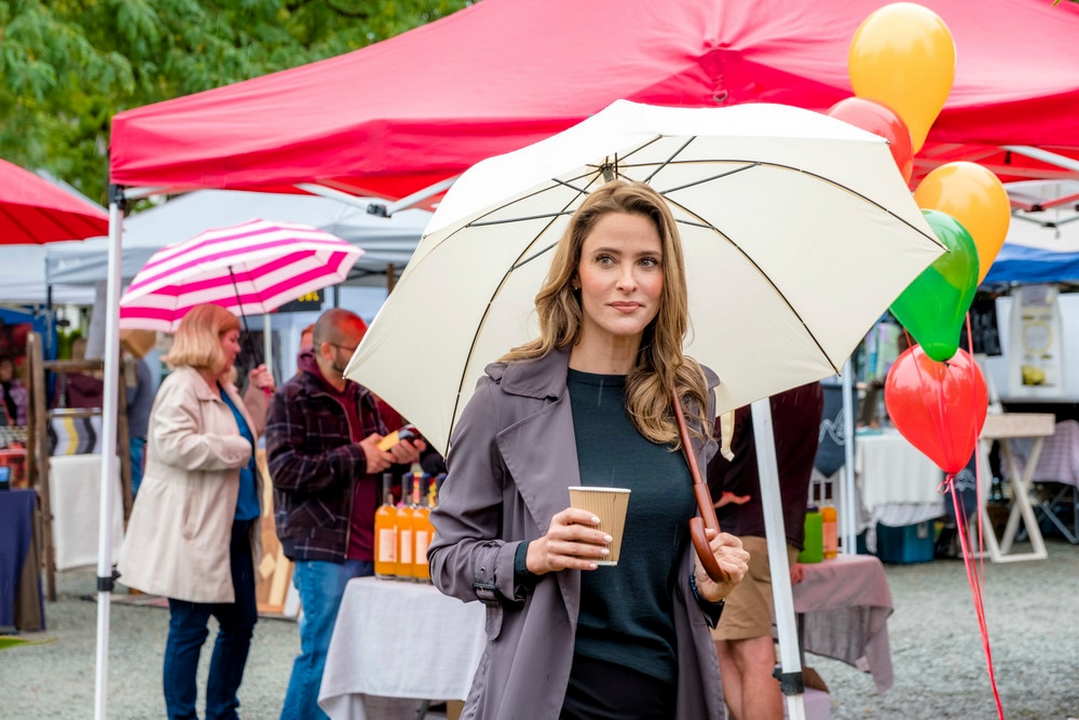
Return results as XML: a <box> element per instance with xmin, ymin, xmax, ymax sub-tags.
<box><xmin>265</xmin><ymin>387</ymin><xmax>366</xmax><ymax>495</ymax></box>
<box><xmin>427</xmin><ymin>378</ymin><xmax>527</xmax><ymax>606</ymax></box>
<box><xmin>152</xmin><ymin>377</ymin><xmax>251</xmax><ymax>472</ymax></box>
<box><xmin>241</xmin><ymin>368</ymin><xmax>272</xmax><ymax>438</ymax></box>
<box><xmin>689</xmin><ymin>572</ymin><xmax>726</xmax><ymax>628</ymax></box>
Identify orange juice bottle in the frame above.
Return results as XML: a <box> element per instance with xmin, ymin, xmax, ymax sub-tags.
<box><xmin>396</xmin><ymin>473</ymin><xmax>414</xmax><ymax>580</ymax></box>
<box><xmin>822</xmin><ymin>505</ymin><xmax>838</xmax><ymax>559</ymax></box>
<box><xmin>373</xmin><ymin>473</ymin><xmax>398</xmax><ymax>578</ymax></box>
<box><xmin>411</xmin><ymin>475</ymin><xmax>432</xmax><ymax>581</ymax></box>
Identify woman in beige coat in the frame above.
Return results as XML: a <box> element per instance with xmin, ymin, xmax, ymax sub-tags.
<box><xmin>119</xmin><ymin>303</ymin><xmax>274</xmax><ymax>720</ymax></box>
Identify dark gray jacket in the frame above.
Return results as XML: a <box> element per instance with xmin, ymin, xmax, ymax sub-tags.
<box><xmin>428</xmin><ymin>348</ymin><xmax>725</xmax><ymax>720</ymax></box>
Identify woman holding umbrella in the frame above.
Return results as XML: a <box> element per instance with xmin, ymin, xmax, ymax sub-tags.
<box><xmin>429</xmin><ymin>181</ymin><xmax>749</xmax><ymax>720</ymax></box>
<box><xmin>119</xmin><ymin>303</ymin><xmax>274</xmax><ymax>720</ymax></box>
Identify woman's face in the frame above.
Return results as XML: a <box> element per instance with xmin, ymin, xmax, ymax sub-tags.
<box><xmin>219</xmin><ymin>329</ymin><xmax>241</xmax><ymax>372</ymax></box>
<box><xmin>575</xmin><ymin>211</ymin><xmax>664</xmax><ymax>343</ymax></box>
<box><xmin>0</xmin><ymin>360</ymin><xmax>12</xmax><ymax>383</ymax></box>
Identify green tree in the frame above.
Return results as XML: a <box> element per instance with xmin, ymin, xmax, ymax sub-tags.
<box><xmin>0</xmin><ymin>0</ymin><xmax>470</xmax><ymax>202</ymax></box>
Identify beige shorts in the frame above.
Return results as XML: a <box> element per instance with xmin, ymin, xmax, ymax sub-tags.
<box><xmin>711</xmin><ymin>535</ymin><xmax>798</xmax><ymax>641</ymax></box>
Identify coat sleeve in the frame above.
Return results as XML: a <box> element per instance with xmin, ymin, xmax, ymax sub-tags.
<box><xmin>265</xmin><ymin>385</ymin><xmax>366</xmax><ymax>495</ymax></box>
<box><xmin>152</xmin><ymin>376</ymin><xmax>251</xmax><ymax>472</ymax></box>
<box><xmin>428</xmin><ymin>377</ymin><xmax>524</xmax><ymax>606</ymax></box>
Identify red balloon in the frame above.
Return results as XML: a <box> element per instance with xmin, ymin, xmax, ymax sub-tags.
<box><xmin>884</xmin><ymin>346</ymin><xmax>988</xmax><ymax>474</ymax></box>
<box><xmin>827</xmin><ymin>97</ymin><xmax>914</xmax><ymax>183</ymax></box>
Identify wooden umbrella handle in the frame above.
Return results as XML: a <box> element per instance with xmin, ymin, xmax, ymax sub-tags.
<box><xmin>671</xmin><ymin>389</ymin><xmax>728</xmax><ymax>584</ymax></box>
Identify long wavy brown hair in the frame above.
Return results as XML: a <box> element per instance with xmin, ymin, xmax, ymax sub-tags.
<box><xmin>501</xmin><ymin>180</ymin><xmax>710</xmax><ymax>447</ymax></box>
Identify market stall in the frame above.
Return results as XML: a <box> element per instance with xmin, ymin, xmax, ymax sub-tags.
<box><xmin>94</xmin><ymin>2</ymin><xmax>1079</xmax><ymax>718</ymax></box>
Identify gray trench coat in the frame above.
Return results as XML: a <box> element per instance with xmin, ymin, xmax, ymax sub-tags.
<box><xmin>428</xmin><ymin>348</ymin><xmax>726</xmax><ymax>720</ymax></box>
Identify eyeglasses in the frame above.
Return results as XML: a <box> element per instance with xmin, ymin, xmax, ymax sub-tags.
<box><xmin>330</xmin><ymin>342</ymin><xmax>359</xmax><ymax>354</ymax></box>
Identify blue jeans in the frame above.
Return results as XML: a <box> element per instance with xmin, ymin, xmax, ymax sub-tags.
<box><xmin>281</xmin><ymin>559</ymin><xmax>373</xmax><ymax>720</ymax></box>
<box><xmin>163</xmin><ymin>520</ymin><xmax>257</xmax><ymax>720</ymax></box>
<box><xmin>130</xmin><ymin>436</ymin><xmax>146</xmax><ymax>496</ymax></box>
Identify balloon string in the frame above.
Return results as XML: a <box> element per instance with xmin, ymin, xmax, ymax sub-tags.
<box><xmin>964</xmin><ymin>312</ymin><xmax>987</xmax><ymax>584</ymax></box>
<box><xmin>947</xmin><ymin>475</ymin><xmax>1005</xmax><ymax>719</ymax></box>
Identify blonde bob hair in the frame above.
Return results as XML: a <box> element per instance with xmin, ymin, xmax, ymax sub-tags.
<box><xmin>164</xmin><ymin>303</ymin><xmax>242</xmax><ymax>377</ymax></box>
<box><xmin>501</xmin><ymin>180</ymin><xmax>710</xmax><ymax>447</ymax></box>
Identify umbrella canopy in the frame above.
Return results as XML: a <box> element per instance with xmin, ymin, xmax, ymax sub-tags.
<box><xmin>108</xmin><ymin>0</ymin><xmax>1079</xmax><ymax>197</ymax></box>
<box><xmin>0</xmin><ymin>159</ymin><xmax>108</xmax><ymax>243</ymax></box>
<box><xmin>345</xmin><ymin>100</ymin><xmax>943</xmax><ymax>453</ymax></box>
<box><xmin>119</xmin><ymin>219</ymin><xmax>362</xmax><ymax>332</ymax></box>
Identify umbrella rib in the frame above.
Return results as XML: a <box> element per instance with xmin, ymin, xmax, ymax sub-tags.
<box><xmin>468</xmin><ymin>211</ymin><xmax>577</xmax><ymax>228</ymax></box>
<box><xmin>584</xmin><ymin>134</ymin><xmax>664</xmax><ymax>170</ymax></box>
<box><xmin>428</xmin><ymin>137</ymin><xmax>665</xmax><ymax>258</ymax></box>
<box><xmin>418</xmin><ymin>167</ymin><xmax>601</xmax><ymax>256</ymax></box>
<box><xmin>659</xmin><ymin>164</ymin><xmax>759</xmax><ymax>195</ymax></box>
<box><xmin>624</xmin><ymin>158</ymin><xmax>942</xmax><ymax>250</ymax></box>
<box><xmin>446</xmin><ymin>171</ymin><xmax>607</xmax><ymax>449</ymax></box>
<box><xmin>643</xmin><ymin>136</ymin><xmax>696</xmax><ymax>184</ymax></box>
<box><xmin>551</xmin><ymin>177</ymin><xmax>594</xmax><ymax>195</ymax></box>
<box><xmin>511</xmin><ymin>242</ymin><xmax>558</xmax><ymax>271</ymax></box>
<box><xmin>657</xmin><ymin>190</ymin><xmax>842</xmax><ymax>375</ymax></box>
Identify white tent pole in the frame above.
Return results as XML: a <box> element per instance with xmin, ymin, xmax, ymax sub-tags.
<box><xmin>263</xmin><ymin>313</ymin><xmax>273</xmax><ymax>379</ymax></box>
<box><xmin>841</xmin><ymin>360</ymin><xmax>858</xmax><ymax>554</ymax></box>
<box><xmin>751</xmin><ymin>399</ymin><xmax>806</xmax><ymax>720</ymax></box>
<box><xmin>296</xmin><ymin>176</ymin><xmax>458</xmax><ymax>216</ymax></box>
<box><xmin>384</xmin><ymin>176</ymin><xmax>458</xmax><ymax>215</ymax></box>
<box><xmin>94</xmin><ymin>189</ymin><xmax>125</xmax><ymax>720</ymax></box>
<box><xmin>1002</xmin><ymin>145</ymin><xmax>1079</xmax><ymax>175</ymax></box>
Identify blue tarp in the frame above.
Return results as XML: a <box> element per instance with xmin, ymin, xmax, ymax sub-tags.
<box><xmin>984</xmin><ymin>242</ymin><xmax>1079</xmax><ymax>284</ymax></box>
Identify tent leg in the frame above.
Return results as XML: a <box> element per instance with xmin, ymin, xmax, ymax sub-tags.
<box><xmin>263</xmin><ymin>313</ymin><xmax>273</xmax><ymax>380</ymax></box>
<box><xmin>94</xmin><ymin>188</ymin><xmax>125</xmax><ymax>720</ymax></box>
<box><xmin>750</xmin><ymin>399</ymin><xmax>806</xmax><ymax>720</ymax></box>
<box><xmin>841</xmin><ymin>361</ymin><xmax>858</xmax><ymax>554</ymax></box>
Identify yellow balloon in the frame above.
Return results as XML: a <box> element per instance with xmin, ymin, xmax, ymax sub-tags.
<box><xmin>849</xmin><ymin>3</ymin><xmax>956</xmax><ymax>153</ymax></box>
<box><xmin>914</xmin><ymin>162</ymin><xmax>1011</xmax><ymax>283</ymax></box>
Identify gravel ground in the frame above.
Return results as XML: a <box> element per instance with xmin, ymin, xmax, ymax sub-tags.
<box><xmin>2</xmin><ymin>540</ymin><xmax>1077</xmax><ymax>719</ymax></box>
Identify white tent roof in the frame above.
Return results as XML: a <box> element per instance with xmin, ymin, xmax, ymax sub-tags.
<box><xmin>0</xmin><ymin>244</ymin><xmax>95</xmax><ymax>304</ymax></box>
<box><xmin>45</xmin><ymin>190</ymin><xmax>430</xmax><ymax>287</ymax></box>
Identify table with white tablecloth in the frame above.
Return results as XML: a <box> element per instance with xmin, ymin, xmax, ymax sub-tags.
<box><xmin>49</xmin><ymin>454</ymin><xmax>123</xmax><ymax>570</ymax></box>
<box><xmin>319</xmin><ymin>577</ymin><xmax>485</xmax><ymax>720</ymax></box>
<box><xmin>855</xmin><ymin>431</ymin><xmax>945</xmax><ymax>549</ymax></box>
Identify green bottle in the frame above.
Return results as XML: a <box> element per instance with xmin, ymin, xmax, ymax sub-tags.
<box><xmin>798</xmin><ymin>507</ymin><xmax>824</xmax><ymax>564</ymax></box>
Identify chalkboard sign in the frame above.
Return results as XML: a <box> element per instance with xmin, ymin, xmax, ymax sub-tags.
<box><xmin>276</xmin><ymin>290</ymin><xmax>325</xmax><ymax>313</ymax></box>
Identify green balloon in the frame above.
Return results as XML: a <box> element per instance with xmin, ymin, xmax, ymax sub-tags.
<box><xmin>890</xmin><ymin>209</ymin><xmax>980</xmax><ymax>362</ymax></box>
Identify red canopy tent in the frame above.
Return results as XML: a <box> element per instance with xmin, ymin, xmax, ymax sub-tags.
<box><xmin>110</xmin><ymin>0</ymin><xmax>1079</xmax><ymax>199</ymax></box>
<box><xmin>1</xmin><ymin>159</ymin><xmax>108</xmax><ymax>243</ymax></box>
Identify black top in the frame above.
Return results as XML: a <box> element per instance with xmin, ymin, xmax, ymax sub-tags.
<box><xmin>563</xmin><ymin>368</ymin><xmax>698</xmax><ymax>683</ymax></box>
<box><xmin>706</xmin><ymin>382</ymin><xmax>823</xmax><ymax>549</ymax></box>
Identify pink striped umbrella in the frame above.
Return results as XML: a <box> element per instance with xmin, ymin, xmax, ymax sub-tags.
<box><xmin>119</xmin><ymin>218</ymin><xmax>363</xmax><ymax>332</ymax></box>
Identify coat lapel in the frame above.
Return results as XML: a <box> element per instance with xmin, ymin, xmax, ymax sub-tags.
<box><xmin>491</xmin><ymin>349</ymin><xmax>584</xmax><ymax>621</ymax></box>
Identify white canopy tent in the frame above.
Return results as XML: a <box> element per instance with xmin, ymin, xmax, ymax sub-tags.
<box><xmin>46</xmin><ymin>189</ymin><xmax>430</xmax><ymax>288</ymax></box>
<box><xmin>0</xmin><ymin>244</ymin><xmax>94</xmax><ymax>304</ymax></box>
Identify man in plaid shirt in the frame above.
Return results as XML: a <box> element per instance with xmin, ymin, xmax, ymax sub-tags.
<box><xmin>267</xmin><ymin>308</ymin><xmax>424</xmax><ymax>720</ymax></box>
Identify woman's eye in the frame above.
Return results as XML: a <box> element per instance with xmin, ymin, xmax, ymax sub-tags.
<box><xmin>639</xmin><ymin>256</ymin><xmax>660</xmax><ymax>267</ymax></box>
<box><xmin>595</xmin><ymin>254</ymin><xmax>614</xmax><ymax>265</ymax></box>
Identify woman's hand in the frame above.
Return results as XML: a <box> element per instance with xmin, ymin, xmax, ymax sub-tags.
<box><xmin>525</xmin><ymin>508</ymin><xmax>611</xmax><ymax>575</ymax></box>
<box><xmin>693</xmin><ymin>528</ymin><xmax>749</xmax><ymax>603</ymax></box>
<box><xmin>249</xmin><ymin>364</ymin><xmax>275</xmax><ymax>393</ymax></box>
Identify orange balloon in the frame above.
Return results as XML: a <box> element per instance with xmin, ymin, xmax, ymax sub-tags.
<box><xmin>849</xmin><ymin>3</ymin><xmax>955</xmax><ymax>153</ymax></box>
<box><xmin>914</xmin><ymin>162</ymin><xmax>1011</xmax><ymax>283</ymax></box>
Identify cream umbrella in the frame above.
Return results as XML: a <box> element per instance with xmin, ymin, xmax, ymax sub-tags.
<box><xmin>347</xmin><ymin>100</ymin><xmax>942</xmax><ymax>453</ymax></box>
<box><xmin>346</xmin><ymin>99</ymin><xmax>943</xmax><ymax>720</ymax></box>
